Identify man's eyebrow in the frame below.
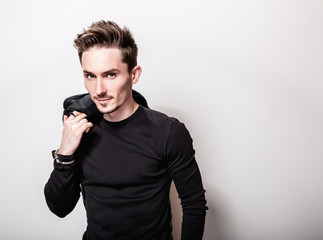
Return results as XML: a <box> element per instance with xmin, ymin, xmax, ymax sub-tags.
<box><xmin>102</xmin><ymin>69</ymin><xmax>120</xmax><ymax>74</ymax></box>
<box><xmin>83</xmin><ymin>69</ymin><xmax>120</xmax><ymax>75</ymax></box>
<box><xmin>83</xmin><ymin>70</ymin><xmax>94</xmax><ymax>75</ymax></box>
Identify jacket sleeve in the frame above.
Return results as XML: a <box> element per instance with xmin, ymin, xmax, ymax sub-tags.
<box><xmin>44</xmin><ymin>155</ymin><xmax>82</xmax><ymax>218</ymax></box>
<box><xmin>165</xmin><ymin>119</ymin><xmax>208</xmax><ymax>240</ymax></box>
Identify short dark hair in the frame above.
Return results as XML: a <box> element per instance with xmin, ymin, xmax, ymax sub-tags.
<box><xmin>74</xmin><ymin>20</ymin><xmax>138</xmax><ymax>72</ymax></box>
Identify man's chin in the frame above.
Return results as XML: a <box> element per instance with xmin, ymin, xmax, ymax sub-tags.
<box><xmin>96</xmin><ymin>104</ymin><xmax>118</xmax><ymax>115</ymax></box>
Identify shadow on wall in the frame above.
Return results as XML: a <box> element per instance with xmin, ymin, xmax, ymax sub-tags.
<box><xmin>154</xmin><ymin>105</ymin><xmax>230</xmax><ymax>240</ymax></box>
<box><xmin>170</xmin><ymin>182</ymin><xmax>182</xmax><ymax>240</ymax></box>
<box><xmin>170</xmin><ymin>182</ymin><xmax>230</xmax><ymax>240</ymax></box>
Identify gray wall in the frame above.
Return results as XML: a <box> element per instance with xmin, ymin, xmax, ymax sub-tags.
<box><xmin>0</xmin><ymin>1</ymin><xmax>322</xmax><ymax>239</ymax></box>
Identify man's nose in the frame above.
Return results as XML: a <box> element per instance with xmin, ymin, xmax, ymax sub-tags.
<box><xmin>96</xmin><ymin>78</ymin><xmax>106</xmax><ymax>96</ymax></box>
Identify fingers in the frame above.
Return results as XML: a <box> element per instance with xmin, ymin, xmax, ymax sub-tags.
<box><xmin>63</xmin><ymin>115</ymin><xmax>68</xmax><ymax>124</ymax></box>
<box><xmin>65</xmin><ymin>111</ymin><xmax>86</xmax><ymax>123</ymax></box>
<box><xmin>84</xmin><ymin>122</ymin><xmax>94</xmax><ymax>133</ymax></box>
<box><xmin>65</xmin><ymin>111</ymin><xmax>93</xmax><ymax>134</ymax></box>
<box><xmin>73</xmin><ymin>118</ymin><xmax>90</xmax><ymax>133</ymax></box>
<box><xmin>58</xmin><ymin>111</ymin><xmax>93</xmax><ymax>155</ymax></box>
<box><xmin>68</xmin><ymin>111</ymin><xmax>83</xmax><ymax>120</ymax></box>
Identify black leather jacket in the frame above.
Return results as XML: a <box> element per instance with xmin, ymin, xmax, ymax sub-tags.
<box><xmin>63</xmin><ymin>89</ymin><xmax>149</xmax><ymax>121</ymax></box>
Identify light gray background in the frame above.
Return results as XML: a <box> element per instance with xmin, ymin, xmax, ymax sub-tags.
<box><xmin>0</xmin><ymin>0</ymin><xmax>322</xmax><ymax>239</ymax></box>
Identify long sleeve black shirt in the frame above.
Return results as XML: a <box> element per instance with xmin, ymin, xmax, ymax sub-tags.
<box><xmin>45</xmin><ymin>106</ymin><xmax>207</xmax><ymax>240</ymax></box>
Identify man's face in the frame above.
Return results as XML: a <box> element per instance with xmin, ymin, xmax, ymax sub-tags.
<box><xmin>82</xmin><ymin>47</ymin><xmax>135</xmax><ymax>120</ymax></box>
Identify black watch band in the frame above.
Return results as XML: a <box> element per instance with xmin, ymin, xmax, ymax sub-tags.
<box><xmin>52</xmin><ymin>150</ymin><xmax>75</xmax><ymax>165</ymax></box>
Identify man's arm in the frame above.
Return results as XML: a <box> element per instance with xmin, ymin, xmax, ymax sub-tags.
<box><xmin>44</xmin><ymin>111</ymin><xmax>93</xmax><ymax>217</ymax></box>
<box><xmin>165</xmin><ymin>119</ymin><xmax>208</xmax><ymax>240</ymax></box>
<box><xmin>44</xmin><ymin>154</ymin><xmax>82</xmax><ymax>217</ymax></box>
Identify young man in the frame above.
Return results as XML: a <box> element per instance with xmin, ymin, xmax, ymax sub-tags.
<box><xmin>45</xmin><ymin>20</ymin><xmax>207</xmax><ymax>240</ymax></box>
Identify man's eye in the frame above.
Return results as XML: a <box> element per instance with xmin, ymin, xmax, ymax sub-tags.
<box><xmin>86</xmin><ymin>74</ymin><xmax>96</xmax><ymax>79</ymax></box>
<box><xmin>106</xmin><ymin>73</ymin><xmax>116</xmax><ymax>79</ymax></box>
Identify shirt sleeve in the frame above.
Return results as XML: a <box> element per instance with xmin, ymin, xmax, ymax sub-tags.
<box><xmin>165</xmin><ymin>119</ymin><xmax>208</xmax><ymax>240</ymax></box>
<box><xmin>44</xmin><ymin>154</ymin><xmax>82</xmax><ymax>218</ymax></box>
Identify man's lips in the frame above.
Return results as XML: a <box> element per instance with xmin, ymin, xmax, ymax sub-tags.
<box><xmin>95</xmin><ymin>97</ymin><xmax>112</xmax><ymax>104</ymax></box>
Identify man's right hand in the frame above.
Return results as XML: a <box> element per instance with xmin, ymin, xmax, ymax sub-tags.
<box><xmin>57</xmin><ymin>111</ymin><xmax>93</xmax><ymax>155</ymax></box>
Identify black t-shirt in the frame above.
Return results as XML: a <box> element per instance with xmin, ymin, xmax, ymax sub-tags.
<box><xmin>45</xmin><ymin>106</ymin><xmax>207</xmax><ymax>240</ymax></box>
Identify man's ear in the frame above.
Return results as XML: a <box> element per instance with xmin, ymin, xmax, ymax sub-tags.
<box><xmin>131</xmin><ymin>66</ymin><xmax>142</xmax><ymax>84</ymax></box>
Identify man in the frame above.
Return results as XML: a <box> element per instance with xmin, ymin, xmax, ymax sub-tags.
<box><xmin>45</xmin><ymin>20</ymin><xmax>207</xmax><ymax>240</ymax></box>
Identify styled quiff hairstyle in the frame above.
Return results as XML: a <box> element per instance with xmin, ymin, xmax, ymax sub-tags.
<box><xmin>74</xmin><ymin>20</ymin><xmax>138</xmax><ymax>72</ymax></box>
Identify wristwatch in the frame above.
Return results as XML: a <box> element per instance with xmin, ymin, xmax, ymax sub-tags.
<box><xmin>52</xmin><ymin>150</ymin><xmax>75</xmax><ymax>165</ymax></box>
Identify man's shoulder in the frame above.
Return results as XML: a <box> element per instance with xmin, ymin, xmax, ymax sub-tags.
<box><xmin>140</xmin><ymin>107</ymin><xmax>186</xmax><ymax>133</ymax></box>
<box><xmin>141</xmin><ymin>107</ymin><xmax>179</xmax><ymax>124</ymax></box>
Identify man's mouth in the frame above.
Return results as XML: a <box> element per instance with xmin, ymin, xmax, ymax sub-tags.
<box><xmin>95</xmin><ymin>97</ymin><xmax>113</xmax><ymax>104</ymax></box>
